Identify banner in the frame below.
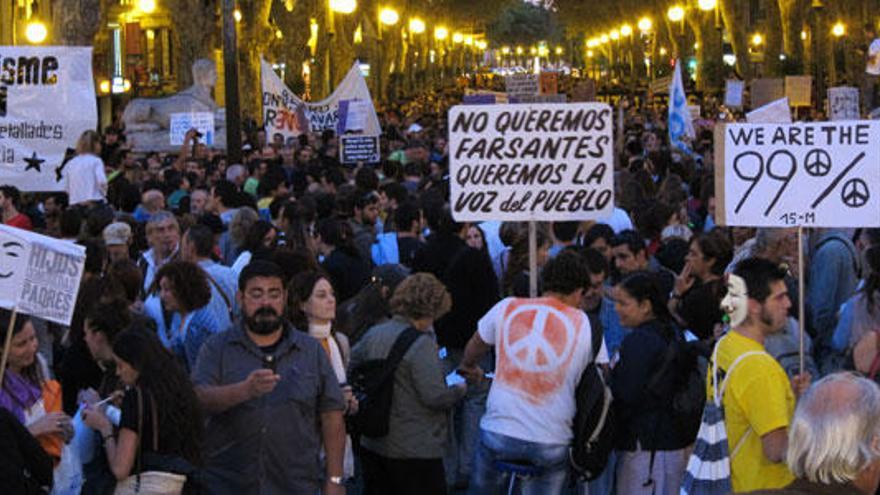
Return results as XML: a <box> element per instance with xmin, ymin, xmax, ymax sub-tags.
<box><xmin>504</xmin><ymin>74</ymin><xmax>539</xmax><ymax>98</ymax></box>
<box><xmin>714</xmin><ymin>121</ymin><xmax>880</xmax><ymax>228</ymax></box>
<box><xmin>668</xmin><ymin>60</ymin><xmax>695</xmax><ymax>156</ymax></box>
<box><xmin>170</xmin><ymin>112</ymin><xmax>214</xmax><ymax>145</ymax></box>
<box><xmin>0</xmin><ymin>46</ymin><xmax>97</xmax><ymax>192</ymax></box>
<box><xmin>261</xmin><ymin>60</ymin><xmax>380</xmax><ymax>139</ymax></box>
<box><xmin>0</xmin><ymin>225</ymin><xmax>85</xmax><ymax>325</ymax></box>
<box><xmin>448</xmin><ymin>103</ymin><xmax>614</xmax><ymax>222</ymax></box>
<box><xmin>828</xmin><ymin>87</ymin><xmax>860</xmax><ymax>121</ymax></box>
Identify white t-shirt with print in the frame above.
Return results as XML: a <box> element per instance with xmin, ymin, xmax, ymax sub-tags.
<box><xmin>478</xmin><ymin>296</ymin><xmax>609</xmax><ymax>445</ymax></box>
<box><xmin>867</xmin><ymin>38</ymin><xmax>880</xmax><ymax>75</ymax></box>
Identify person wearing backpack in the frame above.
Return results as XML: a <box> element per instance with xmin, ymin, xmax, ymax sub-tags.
<box><xmin>349</xmin><ymin>273</ymin><xmax>466</xmax><ymax>495</ymax></box>
<box><xmin>710</xmin><ymin>257</ymin><xmax>811</xmax><ymax>492</ymax></box>
<box><xmin>459</xmin><ymin>251</ymin><xmax>608</xmax><ymax>494</ymax></box>
<box><xmin>610</xmin><ymin>271</ymin><xmax>695</xmax><ymax>494</ymax></box>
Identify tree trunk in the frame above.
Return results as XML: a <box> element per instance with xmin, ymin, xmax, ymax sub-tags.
<box><xmin>720</xmin><ymin>0</ymin><xmax>752</xmax><ymax>79</ymax></box>
<box><xmin>168</xmin><ymin>0</ymin><xmax>218</xmax><ymax>89</ymax></box>
<box><xmin>778</xmin><ymin>0</ymin><xmax>806</xmax><ymax>74</ymax></box>
<box><xmin>237</xmin><ymin>0</ymin><xmax>273</xmax><ymax>120</ymax></box>
<box><xmin>269</xmin><ymin>0</ymin><xmax>313</xmax><ymax>95</ymax></box>
<box><xmin>688</xmin><ymin>10</ymin><xmax>723</xmax><ymax>92</ymax></box>
<box><xmin>52</xmin><ymin>0</ymin><xmax>102</xmax><ymax>45</ymax></box>
<box><xmin>764</xmin><ymin>0</ymin><xmax>784</xmax><ymax>76</ymax></box>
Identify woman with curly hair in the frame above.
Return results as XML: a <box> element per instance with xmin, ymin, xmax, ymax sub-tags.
<box><xmin>83</xmin><ymin>328</ymin><xmax>202</xmax><ymax>492</ymax></box>
<box><xmin>350</xmin><ymin>273</ymin><xmax>466</xmax><ymax>495</ymax></box>
<box><xmin>151</xmin><ymin>260</ymin><xmax>227</xmax><ymax>371</ymax></box>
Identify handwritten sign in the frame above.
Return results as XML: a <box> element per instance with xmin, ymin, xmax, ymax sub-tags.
<box><xmin>170</xmin><ymin>112</ymin><xmax>214</xmax><ymax>145</ymax></box>
<box><xmin>650</xmin><ymin>76</ymin><xmax>673</xmax><ymax>96</ymax></box>
<box><xmin>339</xmin><ymin>135</ymin><xmax>380</xmax><ymax>164</ymax></box>
<box><xmin>725</xmin><ymin>80</ymin><xmax>745</xmax><ymax>108</ymax></box>
<box><xmin>505</xmin><ymin>74</ymin><xmax>539</xmax><ymax>98</ymax></box>
<box><xmin>0</xmin><ymin>225</ymin><xmax>85</xmax><ymax>325</ymax></box>
<box><xmin>785</xmin><ymin>76</ymin><xmax>812</xmax><ymax>107</ymax></box>
<box><xmin>715</xmin><ymin>121</ymin><xmax>880</xmax><ymax>227</ymax></box>
<box><xmin>828</xmin><ymin>87</ymin><xmax>860</xmax><ymax>121</ymax></box>
<box><xmin>448</xmin><ymin>103</ymin><xmax>614</xmax><ymax>222</ymax></box>
<box><xmin>751</xmin><ymin>78</ymin><xmax>785</xmax><ymax>109</ymax></box>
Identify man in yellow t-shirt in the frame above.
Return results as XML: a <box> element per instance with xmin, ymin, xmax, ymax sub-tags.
<box><xmin>710</xmin><ymin>257</ymin><xmax>811</xmax><ymax>492</ymax></box>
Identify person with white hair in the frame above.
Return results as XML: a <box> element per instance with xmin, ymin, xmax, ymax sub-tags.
<box><xmin>748</xmin><ymin>372</ymin><xmax>880</xmax><ymax>494</ymax></box>
<box><xmin>225</xmin><ymin>163</ymin><xmax>247</xmax><ymax>189</ymax></box>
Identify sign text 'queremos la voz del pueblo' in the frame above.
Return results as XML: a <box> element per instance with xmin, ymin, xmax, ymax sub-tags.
<box><xmin>716</xmin><ymin>121</ymin><xmax>880</xmax><ymax>228</ymax></box>
<box><xmin>448</xmin><ymin>103</ymin><xmax>614</xmax><ymax>222</ymax></box>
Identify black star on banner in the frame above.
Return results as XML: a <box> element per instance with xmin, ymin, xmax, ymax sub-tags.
<box><xmin>23</xmin><ymin>152</ymin><xmax>45</xmax><ymax>173</ymax></box>
<box><xmin>55</xmin><ymin>148</ymin><xmax>76</xmax><ymax>182</ymax></box>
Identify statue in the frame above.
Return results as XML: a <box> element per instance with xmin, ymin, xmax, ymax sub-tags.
<box><xmin>123</xmin><ymin>59</ymin><xmax>227</xmax><ymax>151</ymax></box>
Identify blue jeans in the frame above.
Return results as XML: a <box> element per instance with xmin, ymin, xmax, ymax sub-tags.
<box><xmin>468</xmin><ymin>429</ymin><xmax>570</xmax><ymax>495</ymax></box>
<box><xmin>443</xmin><ymin>348</ymin><xmax>492</xmax><ymax>485</ymax></box>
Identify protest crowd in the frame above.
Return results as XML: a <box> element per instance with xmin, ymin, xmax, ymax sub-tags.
<box><xmin>4</xmin><ymin>64</ymin><xmax>880</xmax><ymax>495</ymax></box>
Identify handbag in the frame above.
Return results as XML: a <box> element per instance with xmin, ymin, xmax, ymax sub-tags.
<box><xmin>114</xmin><ymin>388</ymin><xmax>186</xmax><ymax>495</ymax></box>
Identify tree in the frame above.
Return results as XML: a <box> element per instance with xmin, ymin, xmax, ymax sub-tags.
<box><xmin>487</xmin><ymin>1</ymin><xmax>562</xmax><ymax>46</ymax></box>
<box><xmin>167</xmin><ymin>0</ymin><xmax>219</xmax><ymax>89</ymax></box>
<box><xmin>52</xmin><ymin>0</ymin><xmax>103</xmax><ymax>45</ymax></box>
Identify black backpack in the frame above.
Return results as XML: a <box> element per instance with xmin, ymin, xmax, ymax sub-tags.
<box><xmin>569</xmin><ymin>316</ymin><xmax>615</xmax><ymax>481</ymax></box>
<box><xmin>646</xmin><ymin>329</ymin><xmax>706</xmax><ymax>442</ymax></box>
<box><xmin>347</xmin><ymin>327</ymin><xmax>422</xmax><ymax>438</ymax></box>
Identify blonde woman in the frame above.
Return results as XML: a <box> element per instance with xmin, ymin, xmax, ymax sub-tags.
<box><xmin>65</xmin><ymin>130</ymin><xmax>108</xmax><ymax>207</ymax></box>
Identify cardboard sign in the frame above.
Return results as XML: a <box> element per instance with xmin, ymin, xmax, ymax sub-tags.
<box><xmin>725</xmin><ymin>80</ymin><xmax>745</xmax><ymax>108</ymax></box>
<box><xmin>751</xmin><ymin>78</ymin><xmax>785</xmax><ymax>109</ymax></box>
<box><xmin>539</xmin><ymin>72</ymin><xmax>558</xmax><ymax>95</ymax></box>
<box><xmin>828</xmin><ymin>87</ymin><xmax>860</xmax><ymax>121</ymax></box>
<box><xmin>0</xmin><ymin>46</ymin><xmax>98</xmax><ymax>192</ymax></box>
<box><xmin>714</xmin><ymin>121</ymin><xmax>880</xmax><ymax>227</ymax></box>
<box><xmin>649</xmin><ymin>76</ymin><xmax>673</xmax><ymax>96</ymax></box>
<box><xmin>169</xmin><ymin>112</ymin><xmax>214</xmax><ymax>146</ymax></box>
<box><xmin>747</xmin><ymin>98</ymin><xmax>792</xmax><ymax>124</ymax></box>
<box><xmin>504</xmin><ymin>74</ymin><xmax>539</xmax><ymax>98</ymax></box>
<box><xmin>339</xmin><ymin>135</ymin><xmax>380</xmax><ymax>164</ymax></box>
<box><xmin>0</xmin><ymin>225</ymin><xmax>85</xmax><ymax>325</ymax></box>
<box><xmin>448</xmin><ymin>103</ymin><xmax>614</xmax><ymax>222</ymax></box>
<box><xmin>785</xmin><ymin>76</ymin><xmax>813</xmax><ymax>107</ymax></box>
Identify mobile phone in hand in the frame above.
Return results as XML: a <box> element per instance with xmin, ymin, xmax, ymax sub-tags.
<box><xmin>262</xmin><ymin>354</ymin><xmax>276</xmax><ymax>373</ymax></box>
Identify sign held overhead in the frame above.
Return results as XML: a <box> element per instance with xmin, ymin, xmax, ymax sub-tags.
<box><xmin>448</xmin><ymin>103</ymin><xmax>614</xmax><ymax>222</ymax></box>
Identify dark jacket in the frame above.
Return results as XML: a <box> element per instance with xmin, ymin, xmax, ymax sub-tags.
<box><xmin>434</xmin><ymin>245</ymin><xmax>499</xmax><ymax>350</ymax></box>
<box><xmin>321</xmin><ymin>247</ymin><xmax>371</xmax><ymax>302</ymax></box>
<box><xmin>610</xmin><ymin>319</ymin><xmax>692</xmax><ymax>451</ymax></box>
<box><xmin>411</xmin><ymin>233</ymin><xmax>465</xmax><ymax>280</ymax></box>
<box><xmin>0</xmin><ymin>407</ymin><xmax>53</xmax><ymax>494</ymax></box>
<box><xmin>746</xmin><ymin>478</ymin><xmax>862</xmax><ymax>495</ymax></box>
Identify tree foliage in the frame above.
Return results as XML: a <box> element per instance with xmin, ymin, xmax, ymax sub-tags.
<box><xmin>486</xmin><ymin>1</ymin><xmax>562</xmax><ymax>46</ymax></box>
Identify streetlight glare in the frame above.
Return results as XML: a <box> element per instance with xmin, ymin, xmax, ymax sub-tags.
<box><xmin>555</xmin><ymin>46</ymin><xmax>563</xmax><ymax>55</ymax></box>
<box><xmin>379</xmin><ymin>8</ymin><xmax>399</xmax><ymax>25</ymax></box>
<box><xmin>515</xmin><ymin>46</ymin><xmax>524</xmax><ymax>55</ymax></box>
<box><xmin>832</xmin><ymin>22</ymin><xmax>845</xmax><ymax>37</ymax></box>
<box><xmin>409</xmin><ymin>18</ymin><xmax>426</xmax><ymax>34</ymax></box>
<box><xmin>452</xmin><ymin>32</ymin><xmax>464</xmax><ymax>44</ymax></box>
<box><xmin>638</xmin><ymin>17</ymin><xmax>653</xmax><ymax>33</ymax></box>
<box><xmin>698</xmin><ymin>0</ymin><xmax>716</xmax><ymax>11</ymax></box>
<box><xmin>329</xmin><ymin>0</ymin><xmax>356</xmax><ymax>14</ymax></box>
<box><xmin>610</xmin><ymin>29</ymin><xmax>620</xmax><ymax>41</ymax></box>
<box><xmin>434</xmin><ymin>26</ymin><xmax>448</xmax><ymax>40</ymax></box>
<box><xmin>667</xmin><ymin>5</ymin><xmax>685</xmax><ymax>22</ymax></box>
<box><xmin>138</xmin><ymin>0</ymin><xmax>157</xmax><ymax>13</ymax></box>
<box><xmin>501</xmin><ymin>46</ymin><xmax>510</xmax><ymax>55</ymax></box>
<box><xmin>233</xmin><ymin>9</ymin><xmax>242</xmax><ymax>22</ymax></box>
<box><xmin>751</xmin><ymin>33</ymin><xmax>763</xmax><ymax>46</ymax></box>
<box><xmin>620</xmin><ymin>24</ymin><xmax>632</xmax><ymax>37</ymax></box>
<box><xmin>25</xmin><ymin>20</ymin><xmax>47</xmax><ymax>44</ymax></box>
<box><xmin>600</xmin><ymin>34</ymin><xmax>609</xmax><ymax>44</ymax></box>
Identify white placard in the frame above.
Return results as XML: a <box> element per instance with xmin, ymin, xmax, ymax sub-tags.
<box><xmin>169</xmin><ymin>112</ymin><xmax>214</xmax><ymax>145</ymax></box>
<box><xmin>0</xmin><ymin>225</ymin><xmax>85</xmax><ymax>325</ymax></box>
<box><xmin>448</xmin><ymin>103</ymin><xmax>614</xmax><ymax>222</ymax></box>
<box><xmin>828</xmin><ymin>87</ymin><xmax>860</xmax><ymax>121</ymax></box>
<box><xmin>343</xmin><ymin>100</ymin><xmax>369</xmax><ymax>132</ymax></box>
<box><xmin>717</xmin><ymin>121</ymin><xmax>880</xmax><ymax>227</ymax></box>
<box><xmin>785</xmin><ymin>75</ymin><xmax>813</xmax><ymax>107</ymax></box>
<box><xmin>747</xmin><ymin>98</ymin><xmax>792</xmax><ymax>124</ymax></box>
<box><xmin>724</xmin><ymin>80</ymin><xmax>745</xmax><ymax>108</ymax></box>
<box><xmin>504</xmin><ymin>74</ymin><xmax>539</xmax><ymax>98</ymax></box>
<box><xmin>0</xmin><ymin>46</ymin><xmax>97</xmax><ymax>192</ymax></box>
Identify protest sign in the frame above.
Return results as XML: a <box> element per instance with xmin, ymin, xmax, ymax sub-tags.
<box><xmin>0</xmin><ymin>46</ymin><xmax>97</xmax><ymax>192</ymax></box>
<box><xmin>448</xmin><ymin>103</ymin><xmax>614</xmax><ymax>222</ymax></box>
<box><xmin>463</xmin><ymin>89</ymin><xmax>509</xmax><ymax>104</ymax></box>
<box><xmin>539</xmin><ymin>72</ymin><xmax>558</xmax><ymax>95</ymax></box>
<box><xmin>828</xmin><ymin>87</ymin><xmax>860</xmax><ymax>121</ymax></box>
<box><xmin>504</xmin><ymin>74</ymin><xmax>539</xmax><ymax>98</ymax></box>
<box><xmin>570</xmin><ymin>79</ymin><xmax>596</xmax><ymax>102</ymax></box>
<box><xmin>262</xmin><ymin>60</ymin><xmax>380</xmax><ymax>139</ymax></box>
<box><xmin>714</xmin><ymin>121</ymin><xmax>880</xmax><ymax>228</ymax></box>
<box><xmin>747</xmin><ymin>97</ymin><xmax>792</xmax><ymax>124</ymax></box>
<box><xmin>336</xmin><ymin>99</ymin><xmax>371</xmax><ymax>134</ymax></box>
<box><xmin>169</xmin><ymin>112</ymin><xmax>214</xmax><ymax>145</ymax></box>
<box><xmin>785</xmin><ymin>76</ymin><xmax>812</xmax><ymax>107</ymax></box>
<box><xmin>0</xmin><ymin>225</ymin><xmax>85</xmax><ymax>325</ymax></box>
<box><xmin>724</xmin><ymin>80</ymin><xmax>745</xmax><ymax>108</ymax></box>
<box><xmin>340</xmin><ymin>135</ymin><xmax>380</xmax><ymax>164</ymax></box>
<box><xmin>509</xmin><ymin>94</ymin><xmax>567</xmax><ymax>104</ymax></box>
<box><xmin>751</xmin><ymin>78</ymin><xmax>785</xmax><ymax>108</ymax></box>
<box><xmin>649</xmin><ymin>76</ymin><xmax>673</xmax><ymax>96</ymax></box>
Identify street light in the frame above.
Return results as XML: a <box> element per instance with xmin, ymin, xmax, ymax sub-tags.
<box><xmin>751</xmin><ymin>33</ymin><xmax>763</xmax><ymax>46</ymax></box>
<box><xmin>667</xmin><ymin>6</ymin><xmax>685</xmax><ymax>23</ymax></box>
<box><xmin>409</xmin><ymin>18</ymin><xmax>425</xmax><ymax>34</ymax></box>
<box><xmin>233</xmin><ymin>9</ymin><xmax>242</xmax><ymax>22</ymax></box>
<box><xmin>610</xmin><ymin>29</ymin><xmax>620</xmax><ymax>41</ymax></box>
<box><xmin>329</xmin><ymin>0</ymin><xmax>356</xmax><ymax>14</ymax></box>
<box><xmin>25</xmin><ymin>20</ymin><xmax>47</xmax><ymax>44</ymax></box>
<box><xmin>831</xmin><ymin>21</ymin><xmax>845</xmax><ymax>37</ymax></box>
<box><xmin>620</xmin><ymin>24</ymin><xmax>632</xmax><ymax>37</ymax></box>
<box><xmin>697</xmin><ymin>0</ymin><xmax>716</xmax><ymax>11</ymax></box>
<box><xmin>138</xmin><ymin>0</ymin><xmax>157</xmax><ymax>13</ymax></box>
<box><xmin>379</xmin><ymin>7</ymin><xmax>399</xmax><ymax>25</ymax></box>
<box><xmin>555</xmin><ymin>46</ymin><xmax>563</xmax><ymax>55</ymax></box>
<box><xmin>452</xmin><ymin>32</ymin><xmax>464</xmax><ymax>44</ymax></box>
<box><xmin>638</xmin><ymin>17</ymin><xmax>652</xmax><ymax>33</ymax></box>
<box><xmin>434</xmin><ymin>26</ymin><xmax>448</xmax><ymax>40</ymax></box>
<box><xmin>600</xmin><ymin>34</ymin><xmax>609</xmax><ymax>44</ymax></box>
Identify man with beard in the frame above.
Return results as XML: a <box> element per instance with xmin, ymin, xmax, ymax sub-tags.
<box><xmin>711</xmin><ymin>257</ymin><xmax>811</xmax><ymax>492</ymax></box>
<box><xmin>193</xmin><ymin>260</ymin><xmax>346</xmax><ymax>494</ymax></box>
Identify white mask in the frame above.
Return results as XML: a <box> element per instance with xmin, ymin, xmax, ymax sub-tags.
<box><xmin>720</xmin><ymin>273</ymin><xmax>749</xmax><ymax>327</ymax></box>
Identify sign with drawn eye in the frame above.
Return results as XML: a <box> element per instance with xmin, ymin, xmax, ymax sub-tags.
<box><xmin>0</xmin><ymin>225</ymin><xmax>85</xmax><ymax>325</ymax></box>
<box><xmin>715</xmin><ymin>121</ymin><xmax>880</xmax><ymax>227</ymax></box>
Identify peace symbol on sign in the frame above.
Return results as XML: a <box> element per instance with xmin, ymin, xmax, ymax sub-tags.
<box><xmin>841</xmin><ymin>178</ymin><xmax>870</xmax><ymax>208</ymax></box>
<box><xmin>804</xmin><ymin>149</ymin><xmax>832</xmax><ymax>177</ymax></box>
<box><xmin>502</xmin><ymin>304</ymin><xmax>575</xmax><ymax>373</ymax></box>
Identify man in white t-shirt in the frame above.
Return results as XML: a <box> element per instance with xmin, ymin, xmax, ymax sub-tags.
<box><xmin>863</xmin><ymin>23</ymin><xmax>880</xmax><ymax>113</ymax></box>
<box><xmin>460</xmin><ymin>250</ymin><xmax>608</xmax><ymax>493</ymax></box>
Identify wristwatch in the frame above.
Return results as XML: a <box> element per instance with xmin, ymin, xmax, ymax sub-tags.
<box><xmin>328</xmin><ymin>476</ymin><xmax>345</xmax><ymax>486</ymax></box>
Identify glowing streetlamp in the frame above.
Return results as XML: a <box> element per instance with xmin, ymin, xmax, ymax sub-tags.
<box><xmin>600</xmin><ymin>34</ymin><xmax>609</xmax><ymax>44</ymax></box>
<box><xmin>501</xmin><ymin>46</ymin><xmax>510</xmax><ymax>55</ymax></box>
<box><xmin>555</xmin><ymin>46</ymin><xmax>563</xmax><ymax>55</ymax></box>
<box><xmin>620</xmin><ymin>24</ymin><xmax>632</xmax><ymax>37</ymax></box>
<box><xmin>409</xmin><ymin>17</ymin><xmax>425</xmax><ymax>34</ymax></box>
<box><xmin>329</xmin><ymin>0</ymin><xmax>356</xmax><ymax>14</ymax></box>
<box><xmin>610</xmin><ymin>29</ymin><xmax>620</xmax><ymax>41</ymax></box>
<box><xmin>638</xmin><ymin>17</ymin><xmax>652</xmax><ymax>33</ymax></box>
<box><xmin>379</xmin><ymin>7</ymin><xmax>399</xmax><ymax>25</ymax></box>
<box><xmin>138</xmin><ymin>0</ymin><xmax>157</xmax><ymax>13</ymax></box>
<box><xmin>464</xmin><ymin>35</ymin><xmax>473</xmax><ymax>46</ymax></box>
<box><xmin>698</xmin><ymin>0</ymin><xmax>716</xmax><ymax>11</ymax></box>
<box><xmin>751</xmin><ymin>33</ymin><xmax>763</xmax><ymax>46</ymax></box>
<box><xmin>667</xmin><ymin>5</ymin><xmax>685</xmax><ymax>23</ymax></box>
<box><xmin>515</xmin><ymin>46</ymin><xmax>523</xmax><ymax>55</ymax></box>
<box><xmin>25</xmin><ymin>20</ymin><xmax>48</xmax><ymax>43</ymax></box>
<box><xmin>831</xmin><ymin>22</ymin><xmax>845</xmax><ymax>38</ymax></box>
<box><xmin>233</xmin><ymin>9</ymin><xmax>242</xmax><ymax>22</ymax></box>
<box><xmin>452</xmin><ymin>32</ymin><xmax>464</xmax><ymax>44</ymax></box>
<box><xmin>434</xmin><ymin>26</ymin><xmax>448</xmax><ymax>40</ymax></box>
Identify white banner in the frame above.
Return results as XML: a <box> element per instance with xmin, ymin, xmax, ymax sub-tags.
<box><xmin>716</xmin><ymin>121</ymin><xmax>880</xmax><ymax>227</ymax></box>
<box><xmin>504</xmin><ymin>74</ymin><xmax>539</xmax><ymax>98</ymax></box>
<box><xmin>261</xmin><ymin>60</ymin><xmax>380</xmax><ymax>139</ymax></box>
<box><xmin>169</xmin><ymin>112</ymin><xmax>214</xmax><ymax>145</ymax></box>
<box><xmin>0</xmin><ymin>225</ymin><xmax>85</xmax><ymax>325</ymax></box>
<box><xmin>448</xmin><ymin>103</ymin><xmax>614</xmax><ymax>222</ymax></box>
<box><xmin>0</xmin><ymin>46</ymin><xmax>97</xmax><ymax>192</ymax></box>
